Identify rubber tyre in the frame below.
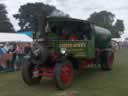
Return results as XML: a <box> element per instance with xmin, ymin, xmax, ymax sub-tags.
<box><xmin>54</xmin><ymin>60</ymin><xmax>74</xmax><ymax>90</ymax></box>
<box><xmin>21</xmin><ymin>61</ymin><xmax>41</xmax><ymax>85</ymax></box>
<box><xmin>101</xmin><ymin>51</ymin><xmax>114</xmax><ymax>71</ymax></box>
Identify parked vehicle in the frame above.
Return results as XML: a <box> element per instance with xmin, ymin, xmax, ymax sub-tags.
<box><xmin>21</xmin><ymin>16</ymin><xmax>114</xmax><ymax>90</ymax></box>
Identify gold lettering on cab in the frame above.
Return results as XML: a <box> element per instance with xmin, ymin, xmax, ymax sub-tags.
<box><xmin>59</xmin><ymin>42</ymin><xmax>86</xmax><ymax>48</ymax></box>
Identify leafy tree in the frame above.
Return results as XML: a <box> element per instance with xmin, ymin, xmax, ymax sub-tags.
<box><xmin>114</xmin><ymin>19</ymin><xmax>124</xmax><ymax>35</ymax></box>
<box><xmin>88</xmin><ymin>11</ymin><xmax>125</xmax><ymax>38</ymax></box>
<box><xmin>14</xmin><ymin>2</ymin><xmax>69</xmax><ymax>32</ymax></box>
<box><xmin>0</xmin><ymin>4</ymin><xmax>15</xmax><ymax>32</ymax></box>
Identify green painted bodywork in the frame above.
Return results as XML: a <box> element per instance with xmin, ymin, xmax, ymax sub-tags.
<box><xmin>94</xmin><ymin>26</ymin><xmax>112</xmax><ymax>48</ymax></box>
<box><xmin>53</xmin><ymin>40</ymin><xmax>88</xmax><ymax>58</ymax></box>
<box><xmin>47</xmin><ymin>33</ymin><xmax>88</xmax><ymax>58</ymax></box>
<box><xmin>44</xmin><ymin>17</ymin><xmax>112</xmax><ymax>59</ymax></box>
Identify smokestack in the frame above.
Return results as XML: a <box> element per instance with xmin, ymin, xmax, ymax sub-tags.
<box><xmin>32</xmin><ymin>14</ymin><xmax>46</xmax><ymax>39</ymax></box>
<box><xmin>38</xmin><ymin>15</ymin><xmax>46</xmax><ymax>38</ymax></box>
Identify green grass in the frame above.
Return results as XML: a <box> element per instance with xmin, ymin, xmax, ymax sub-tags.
<box><xmin>0</xmin><ymin>49</ymin><xmax>128</xmax><ymax>96</ymax></box>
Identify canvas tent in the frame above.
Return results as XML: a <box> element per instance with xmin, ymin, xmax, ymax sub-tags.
<box><xmin>0</xmin><ymin>33</ymin><xmax>33</xmax><ymax>42</ymax></box>
<box><xmin>17</xmin><ymin>31</ymin><xmax>33</xmax><ymax>37</ymax></box>
<box><xmin>112</xmin><ymin>38</ymin><xmax>124</xmax><ymax>42</ymax></box>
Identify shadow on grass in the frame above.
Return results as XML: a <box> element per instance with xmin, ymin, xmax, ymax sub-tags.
<box><xmin>36</xmin><ymin>78</ymin><xmax>56</xmax><ymax>90</ymax></box>
<box><xmin>26</xmin><ymin>68</ymin><xmax>110</xmax><ymax>91</ymax></box>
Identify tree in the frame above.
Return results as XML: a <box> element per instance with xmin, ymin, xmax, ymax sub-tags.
<box><xmin>114</xmin><ymin>19</ymin><xmax>124</xmax><ymax>35</ymax></box>
<box><xmin>88</xmin><ymin>11</ymin><xmax>125</xmax><ymax>38</ymax></box>
<box><xmin>14</xmin><ymin>2</ymin><xmax>69</xmax><ymax>32</ymax></box>
<box><xmin>0</xmin><ymin>4</ymin><xmax>15</xmax><ymax>32</ymax></box>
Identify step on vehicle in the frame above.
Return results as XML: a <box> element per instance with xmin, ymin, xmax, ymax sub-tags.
<box><xmin>21</xmin><ymin>16</ymin><xmax>114</xmax><ymax>90</ymax></box>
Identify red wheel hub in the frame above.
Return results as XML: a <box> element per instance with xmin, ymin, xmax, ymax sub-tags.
<box><xmin>60</xmin><ymin>64</ymin><xmax>73</xmax><ymax>86</ymax></box>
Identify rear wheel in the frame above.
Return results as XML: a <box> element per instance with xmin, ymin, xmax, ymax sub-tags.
<box><xmin>21</xmin><ymin>61</ymin><xmax>41</xmax><ymax>85</ymax></box>
<box><xmin>101</xmin><ymin>51</ymin><xmax>114</xmax><ymax>70</ymax></box>
<box><xmin>54</xmin><ymin>61</ymin><xmax>74</xmax><ymax>90</ymax></box>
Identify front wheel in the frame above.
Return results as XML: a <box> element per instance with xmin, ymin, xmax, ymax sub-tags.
<box><xmin>101</xmin><ymin>51</ymin><xmax>114</xmax><ymax>70</ymax></box>
<box><xmin>54</xmin><ymin>61</ymin><xmax>74</xmax><ymax>90</ymax></box>
<box><xmin>21</xmin><ymin>61</ymin><xmax>41</xmax><ymax>85</ymax></box>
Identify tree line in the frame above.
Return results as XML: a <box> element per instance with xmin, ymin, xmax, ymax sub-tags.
<box><xmin>0</xmin><ymin>2</ymin><xmax>125</xmax><ymax>37</ymax></box>
<box><xmin>0</xmin><ymin>4</ymin><xmax>14</xmax><ymax>32</ymax></box>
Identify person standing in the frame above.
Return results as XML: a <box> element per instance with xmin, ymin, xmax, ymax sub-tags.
<box><xmin>24</xmin><ymin>43</ymin><xmax>31</xmax><ymax>55</ymax></box>
<box><xmin>10</xmin><ymin>44</ymin><xmax>17</xmax><ymax>71</ymax></box>
<box><xmin>16</xmin><ymin>44</ymin><xmax>24</xmax><ymax>69</ymax></box>
<box><xmin>0</xmin><ymin>45</ymin><xmax>4</xmax><ymax>72</ymax></box>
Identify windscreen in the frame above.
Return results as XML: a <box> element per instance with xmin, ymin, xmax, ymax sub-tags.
<box><xmin>46</xmin><ymin>20</ymin><xmax>91</xmax><ymax>40</ymax></box>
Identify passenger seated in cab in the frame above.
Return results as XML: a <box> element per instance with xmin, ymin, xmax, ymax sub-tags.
<box><xmin>61</xmin><ymin>27</ymin><xmax>79</xmax><ymax>40</ymax></box>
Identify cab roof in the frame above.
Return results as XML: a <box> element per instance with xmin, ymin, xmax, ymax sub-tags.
<box><xmin>47</xmin><ymin>16</ymin><xmax>91</xmax><ymax>24</ymax></box>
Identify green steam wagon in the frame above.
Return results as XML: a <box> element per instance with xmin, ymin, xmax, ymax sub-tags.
<box><xmin>21</xmin><ymin>16</ymin><xmax>114</xmax><ymax>90</ymax></box>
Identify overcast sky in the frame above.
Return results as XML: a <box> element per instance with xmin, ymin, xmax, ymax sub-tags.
<box><xmin>0</xmin><ymin>0</ymin><xmax>128</xmax><ymax>38</ymax></box>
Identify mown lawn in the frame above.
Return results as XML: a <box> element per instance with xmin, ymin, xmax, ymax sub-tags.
<box><xmin>0</xmin><ymin>49</ymin><xmax>128</xmax><ymax>96</ymax></box>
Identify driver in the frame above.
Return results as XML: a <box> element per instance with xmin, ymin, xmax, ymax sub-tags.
<box><xmin>61</xmin><ymin>27</ymin><xmax>79</xmax><ymax>40</ymax></box>
<box><xmin>61</xmin><ymin>27</ymin><xmax>70</xmax><ymax>40</ymax></box>
<box><xmin>69</xmin><ymin>31</ymin><xmax>79</xmax><ymax>40</ymax></box>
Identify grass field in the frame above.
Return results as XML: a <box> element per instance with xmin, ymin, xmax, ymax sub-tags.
<box><xmin>0</xmin><ymin>49</ymin><xmax>128</xmax><ymax>96</ymax></box>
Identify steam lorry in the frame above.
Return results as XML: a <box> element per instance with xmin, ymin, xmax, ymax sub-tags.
<box><xmin>21</xmin><ymin>16</ymin><xmax>114</xmax><ymax>90</ymax></box>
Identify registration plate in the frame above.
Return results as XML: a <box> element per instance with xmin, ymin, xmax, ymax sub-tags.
<box><xmin>33</xmin><ymin>71</ymin><xmax>39</xmax><ymax>78</ymax></box>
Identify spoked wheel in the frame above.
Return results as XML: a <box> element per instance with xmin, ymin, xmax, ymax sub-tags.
<box><xmin>101</xmin><ymin>51</ymin><xmax>114</xmax><ymax>70</ymax></box>
<box><xmin>54</xmin><ymin>61</ymin><xmax>74</xmax><ymax>90</ymax></box>
<box><xmin>21</xmin><ymin>61</ymin><xmax>41</xmax><ymax>85</ymax></box>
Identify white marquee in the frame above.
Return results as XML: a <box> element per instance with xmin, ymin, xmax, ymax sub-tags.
<box><xmin>0</xmin><ymin>33</ymin><xmax>33</xmax><ymax>42</ymax></box>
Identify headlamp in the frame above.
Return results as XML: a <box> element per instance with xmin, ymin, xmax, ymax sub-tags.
<box><xmin>60</xmin><ymin>48</ymin><xmax>66</xmax><ymax>54</ymax></box>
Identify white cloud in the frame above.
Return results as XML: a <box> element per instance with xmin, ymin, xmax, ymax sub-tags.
<box><xmin>1</xmin><ymin>0</ymin><xmax>128</xmax><ymax>38</ymax></box>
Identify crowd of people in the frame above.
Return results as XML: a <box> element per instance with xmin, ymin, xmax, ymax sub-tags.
<box><xmin>0</xmin><ymin>43</ymin><xmax>32</xmax><ymax>72</ymax></box>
